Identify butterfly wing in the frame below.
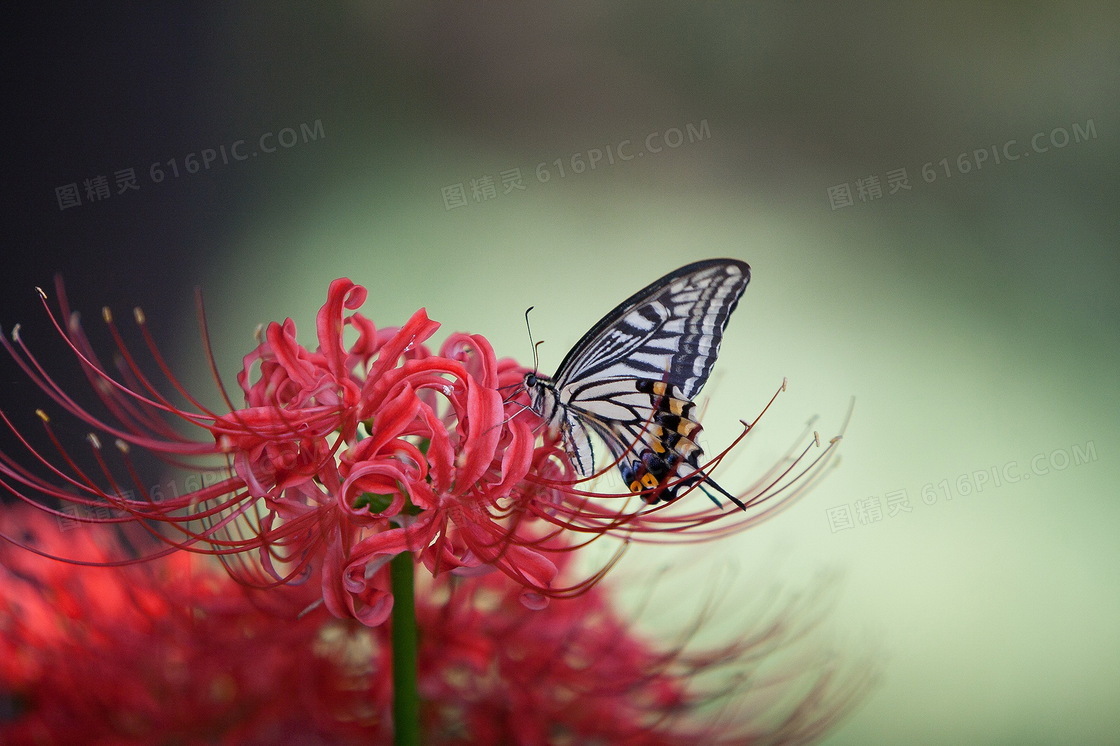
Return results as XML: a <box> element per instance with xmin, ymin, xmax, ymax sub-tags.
<box><xmin>546</xmin><ymin>259</ymin><xmax>750</xmax><ymax>497</ymax></box>
<box><xmin>552</xmin><ymin>259</ymin><xmax>749</xmax><ymax>401</ymax></box>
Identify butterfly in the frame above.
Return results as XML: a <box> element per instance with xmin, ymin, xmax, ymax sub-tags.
<box><xmin>523</xmin><ymin>258</ymin><xmax>751</xmax><ymax>510</ymax></box>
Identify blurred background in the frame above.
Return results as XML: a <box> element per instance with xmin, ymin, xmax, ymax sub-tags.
<box><xmin>4</xmin><ymin>4</ymin><xmax>1118</xmax><ymax>742</ymax></box>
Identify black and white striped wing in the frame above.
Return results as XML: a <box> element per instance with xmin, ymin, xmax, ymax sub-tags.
<box><xmin>554</xmin><ymin>259</ymin><xmax>749</xmax><ymax>400</ymax></box>
<box><xmin>551</xmin><ymin>258</ymin><xmax>750</xmax><ymax>477</ymax></box>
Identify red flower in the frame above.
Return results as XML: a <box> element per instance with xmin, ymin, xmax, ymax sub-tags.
<box><xmin>0</xmin><ymin>507</ymin><xmax>870</xmax><ymax>744</ymax></box>
<box><xmin>0</xmin><ymin>278</ymin><xmax>839</xmax><ymax>627</ymax></box>
<box><xmin>0</xmin><ymin>507</ymin><xmax>372</xmax><ymax>745</ymax></box>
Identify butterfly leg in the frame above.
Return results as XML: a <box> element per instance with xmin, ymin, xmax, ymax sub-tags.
<box><xmin>695</xmin><ymin>475</ymin><xmax>748</xmax><ymax>511</ymax></box>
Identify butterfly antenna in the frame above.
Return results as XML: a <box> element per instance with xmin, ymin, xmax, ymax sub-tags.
<box><xmin>524</xmin><ymin>306</ymin><xmax>541</xmax><ymax>373</ymax></box>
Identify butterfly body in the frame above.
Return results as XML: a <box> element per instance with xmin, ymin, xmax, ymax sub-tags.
<box><xmin>523</xmin><ymin>259</ymin><xmax>750</xmax><ymax>508</ymax></box>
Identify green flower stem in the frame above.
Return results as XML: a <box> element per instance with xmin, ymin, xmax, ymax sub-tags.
<box><xmin>390</xmin><ymin>551</ymin><xmax>421</xmax><ymax>746</ymax></box>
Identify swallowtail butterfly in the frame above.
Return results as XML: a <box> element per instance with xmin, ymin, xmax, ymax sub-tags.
<box><xmin>523</xmin><ymin>259</ymin><xmax>750</xmax><ymax>509</ymax></box>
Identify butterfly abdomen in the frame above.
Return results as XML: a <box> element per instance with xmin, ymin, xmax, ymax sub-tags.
<box><xmin>621</xmin><ymin>379</ymin><xmax>707</xmax><ymax>502</ymax></box>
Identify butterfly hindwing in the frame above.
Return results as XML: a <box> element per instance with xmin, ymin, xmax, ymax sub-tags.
<box><xmin>524</xmin><ymin>259</ymin><xmax>750</xmax><ymax>507</ymax></box>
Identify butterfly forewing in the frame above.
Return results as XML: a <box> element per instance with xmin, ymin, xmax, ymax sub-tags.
<box><xmin>526</xmin><ymin>259</ymin><xmax>750</xmax><ymax>505</ymax></box>
<box><xmin>553</xmin><ymin>260</ymin><xmax>749</xmax><ymax>401</ymax></box>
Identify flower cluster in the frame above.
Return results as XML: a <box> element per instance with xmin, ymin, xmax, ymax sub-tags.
<box><xmin>0</xmin><ymin>278</ymin><xmax>838</xmax><ymax>629</ymax></box>
<box><xmin>0</xmin><ymin>506</ymin><xmax>869</xmax><ymax>744</ymax></box>
<box><xmin>0</xmin><ymin>506</ymin><xmax>365</xmax><ymax>745</ymax></box>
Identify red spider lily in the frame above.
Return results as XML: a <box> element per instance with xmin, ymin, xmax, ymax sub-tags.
<box><xmin>0</xmin><ymin>507</ymin><xmax>870</xmax><ymax>744</ymax></box>
<box><xmin>0</xmin><ymin>277</ymin><xmax>839</xmax><ymax>627</ymax></box>
<box><xmin>0</xmin><ymin>506</ymin><xmax>373</xmax><ymax>745</ymax></box>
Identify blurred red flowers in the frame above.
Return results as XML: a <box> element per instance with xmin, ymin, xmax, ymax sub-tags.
<box><xmin>0</xmin><ymin>506</ymin><xmax>869</xmax><ymax>744</ymax></box>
